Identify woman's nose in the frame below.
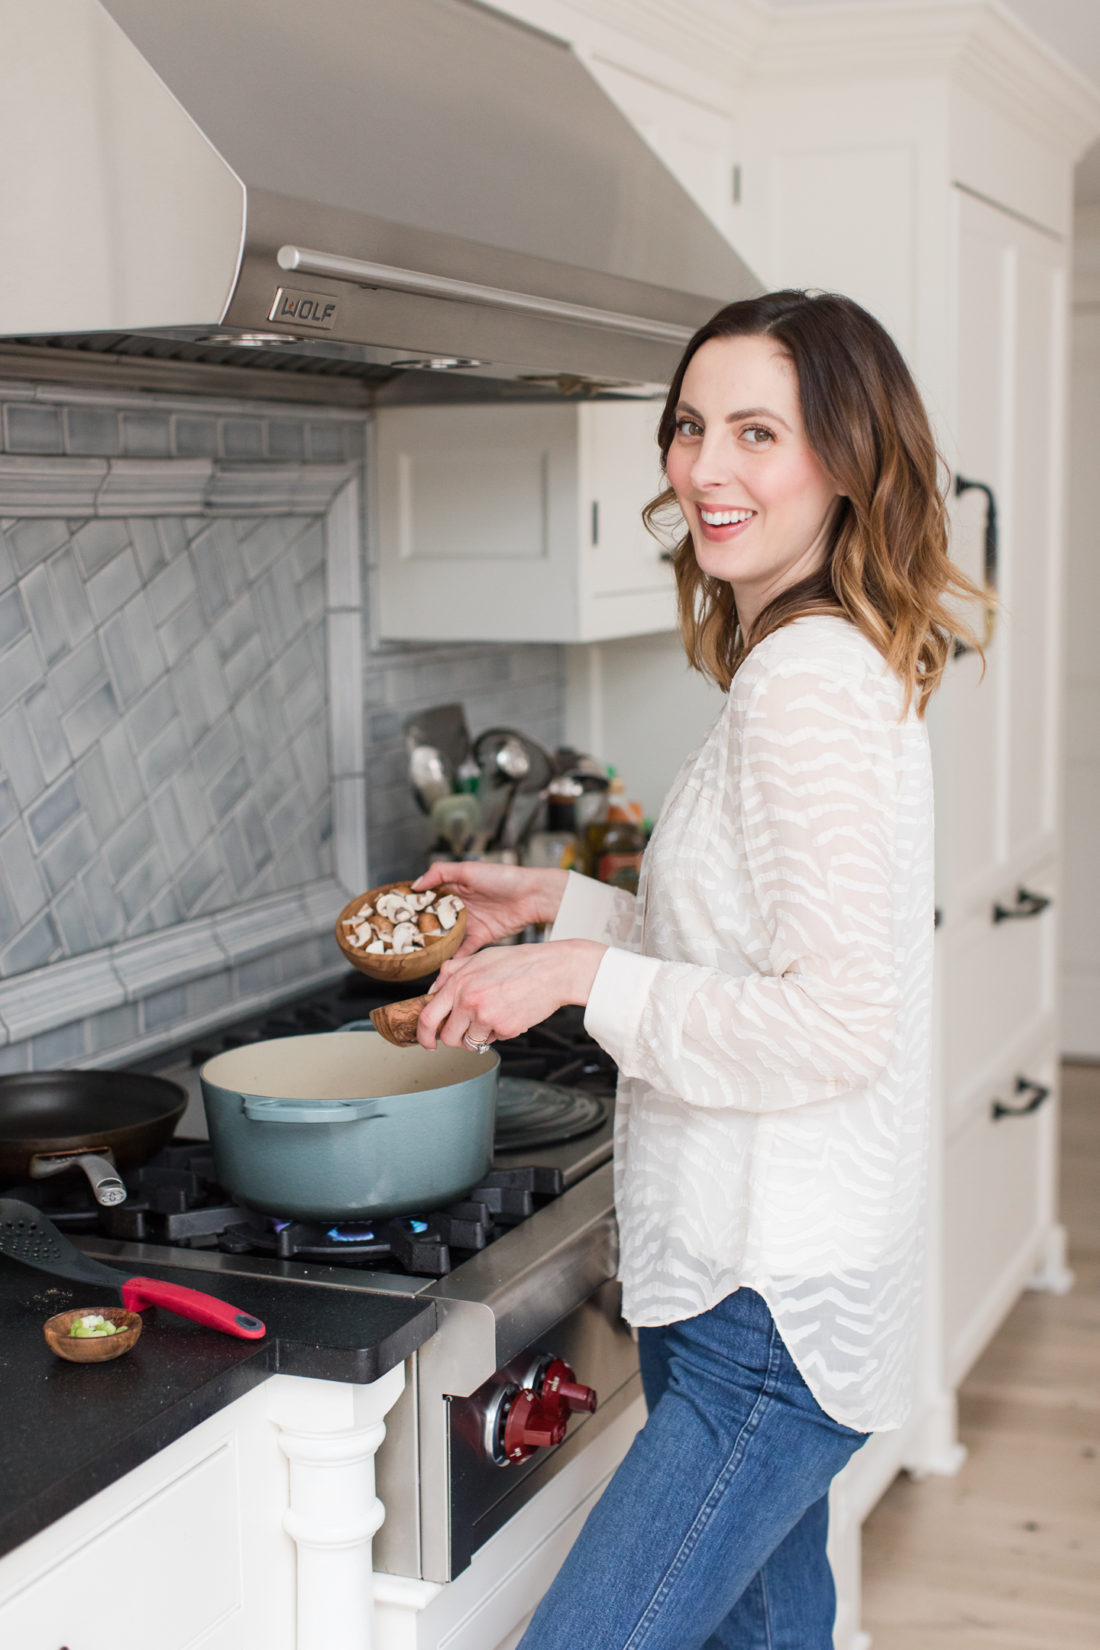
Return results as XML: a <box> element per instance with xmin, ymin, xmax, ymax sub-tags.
<box><xmin>690</xmin><ymin>438</ymin><xmax>736</xmax><ymax>491</ymax></box>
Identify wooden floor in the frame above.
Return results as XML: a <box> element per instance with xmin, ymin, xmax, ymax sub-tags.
<box><xmin>860</xmin><ymin>1062</ymin><xmax>1100</xmax><ymax>1649</ymax></box>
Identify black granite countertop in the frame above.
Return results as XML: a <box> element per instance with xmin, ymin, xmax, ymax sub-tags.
<box><xmin>0</xmin><ymin>1257</ymin><xmax>436</xmax><ymax>1560</ymax></box>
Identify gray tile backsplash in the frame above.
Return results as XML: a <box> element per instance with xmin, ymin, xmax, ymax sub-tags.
<box><xmin>0</xmin><ymin>385</ymin><xmax>564</xmax><ymax>1071</ymax></box>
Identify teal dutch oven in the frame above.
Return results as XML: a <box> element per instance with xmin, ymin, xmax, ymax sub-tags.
<box><xmin>199</xmin><ymin>1022</ymin><xmax>498</xmax><ymax>1220</ymax></box>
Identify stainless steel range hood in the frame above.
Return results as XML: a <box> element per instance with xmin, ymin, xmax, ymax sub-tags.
<box><xmin>0</xmin><ymin>0</ymin><xmax>760</xmax><ymax>396</ymax></box>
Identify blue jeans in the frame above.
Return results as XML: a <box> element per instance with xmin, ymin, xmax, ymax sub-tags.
<box><xmin>518</xmin><ymin>1288</ymin><xmax>868</xmax><ymax>1650</ymax></box>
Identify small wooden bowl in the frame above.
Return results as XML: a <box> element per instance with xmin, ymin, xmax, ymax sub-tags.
<box><xmin>44</xmin><ymin>1307</ymin><xmax>142</xmax><ymax>1363</ymax></box>
<box><xmin>335</xmin><ymin>881</ymin><xmax>467</xmax><ymax>983</ymax></box>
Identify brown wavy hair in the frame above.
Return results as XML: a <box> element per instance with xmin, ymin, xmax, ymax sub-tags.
<box><xmin>642</xmin><ymin>289</ymin><xmax>987</xmax><ymax>716</ymax></box>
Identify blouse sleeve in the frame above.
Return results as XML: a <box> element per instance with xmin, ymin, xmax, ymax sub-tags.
<box><xmin>550</xmin><ymin>870</ymin><xmax>637</xmax><ymax>948</ymax></box>
<box><xmin>583</xmin><ymin>663</ymin><xmax>904</xmax><ymax>1112</ymax></box>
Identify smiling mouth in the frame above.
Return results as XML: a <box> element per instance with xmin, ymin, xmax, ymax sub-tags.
<box><xmin>698</xmin><ymin>507</ymin><xmax>755</xmax><ymax>526</ymax></box>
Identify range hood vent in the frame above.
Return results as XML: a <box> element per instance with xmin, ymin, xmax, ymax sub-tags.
<box><xmin>0</xmin><ymin>0</ymin><xmax>760</xmax><ymax>392</ymax></box>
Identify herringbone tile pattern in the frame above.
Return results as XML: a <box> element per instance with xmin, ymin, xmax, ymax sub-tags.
<box><xmin>0</xmin><ymin>512</ymin><xmax>329</xmax><ymax>975</ymax></box>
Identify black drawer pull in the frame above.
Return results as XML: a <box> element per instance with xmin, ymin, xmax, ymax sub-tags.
<box><xmin>992</xmin><ymin>887</ymin><xmax>1051</xmax><ymax>923</ymax></box>
<box><xmin>992</xmin><ymin>1077</ymin><xmax>1051</xmax><ymax>1121</ymax></box>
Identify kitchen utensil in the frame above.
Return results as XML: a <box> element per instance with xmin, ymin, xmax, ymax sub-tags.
<box><xmin>0</xmin><ymin>1072</ymin><xmax>187</xmax><ymax>1207</ymax></box>
<box><xmin>468</xmin><ymin>778</ymin><xmax>519</xmax><ymax>854</ymax></box>
<box><xmin>430</xmin><ymin>791</ymin><xmax>480</xmax><ymax>854</ymax></box>
<box><xmin>335</xmin><ymin>881</ymin><xmax>467</xmax><ymax>981</ymax></box>
<box><xmin>0</xmin><ymin>1200</ymin><xmax>266</xmax><ymax>1338</ymax></box>
<box><xmin>199</xmin><ymin>1028</ymin><xmax>498</xmax><ymax>1220</ymax></box>
<box><xmin>369</xmin><ymin>995</ymin><xmax>431</xmax><ymax>1046</ymax></box>
<box><xmin>43</xmin><ymin>1307</ymin><xmax>142</xmax><ymax>1363</ymax></box>
<box><xmin>474</xmin><ymin>728</ymin><xmax>556</xmax><ymax>793</ymax></box>
<box><xmin>404</xmin><ymin>705</ymin><xmax>472</xmax><ymax>788</ymax></box>
<box><xmin>501</xmin><ymin>789</ymin><xmax>547</xmax><ymax>852</ymax></box>
<box><xmin>408</xmin><ymin>742</ymin><xmax>453</xmax><ymax>813</ymax></box>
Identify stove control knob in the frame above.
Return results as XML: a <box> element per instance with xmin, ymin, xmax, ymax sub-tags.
<box><xmin>501</xmin><ymin>1387</ymin><xmax>567</xmax><ymax>1462</ymax></box>
<box><xmin>535</xmin><ymin>1357</ymin><xmax>598</xmax><ymax>1415</ymax></box>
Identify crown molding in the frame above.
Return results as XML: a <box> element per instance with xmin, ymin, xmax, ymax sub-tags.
<box><xmin>757</xmin><ymin>3</ymin><xmax>1100</xmax><ymax>159</ymax></box>
<box><xmin>487</xmin><ymin>1</ymin><xmax>1100</xmax><ymax>159</ymax></box>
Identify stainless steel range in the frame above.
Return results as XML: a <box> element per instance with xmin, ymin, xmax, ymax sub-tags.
<box><xmin>22</xmin><ymin>972</ymin><xmax>641</xmax><ymax>1591</ymax></box>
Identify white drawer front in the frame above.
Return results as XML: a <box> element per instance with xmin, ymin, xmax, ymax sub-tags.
<box><xmin>941</xmin><ymin>879</ymin><xmax>1055</xmax><ymax>1107</ymax></box>
<box><xmin>0</xmin><ymin>1443</ymin><xmax>242</xmax><ymax>1650</ymax></box>
<box><xmin>943</xmin><ymin>1055</ymin><xmax>1055</xmax><ymax>1385</ymax></box>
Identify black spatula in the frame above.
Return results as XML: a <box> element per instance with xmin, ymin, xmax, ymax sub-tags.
<box><xmin>0</xmin><ymin>1198</ymin><xmax>265</xmax><ymax>1338</ymax></box>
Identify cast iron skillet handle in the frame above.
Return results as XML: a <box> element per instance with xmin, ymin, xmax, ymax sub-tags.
<box><xmin>240</xmin><ymin>1095</ymin><xmax>383</xmax><ymax>1124</ymax></box>
<box><xmin>30</xmin><ymin>1151</ymin><xmax>127</xmax><ymax>1207</ymax></box>
<box><xmin>120</xmin><ymin>1277</ymin><xmax>266</xmax><ymax>1339</ymax></box>
<box><xmin>991</xmin><ymin>1077</ymin><xmax>1051</xmax><ymax>1122</ymax></box>
<box><xmin>952</xmin><ymin>474</ymin><xmax>998</xmax><ymax>656</ymax></box>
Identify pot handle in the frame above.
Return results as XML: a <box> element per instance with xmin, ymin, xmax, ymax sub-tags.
<box><xmin>338</xmin><ymin>1019</ymin><xmax>380</xmax><ymax>1032</ymax></box>
<box><xmin>241</xmin><ymin>1095</ymin><xmax>384</xmax><ymax>1124</ymax></box>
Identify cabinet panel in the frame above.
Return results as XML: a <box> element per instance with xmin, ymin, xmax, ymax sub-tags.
<box><xmin>376</xmin><ymin>400</ymin><xmax>676</xmax><ymax>642</ymax></box>
<box><xmin>940</xmin><ymin>864</ymin><xmax>1056</xmax><ymax>1113</ymax></box>
<box><xmin>943</xmin><ymin>1050</ymin><xmax>1056</xmax><ymax>1386</ymax></box>
<box><xmin>0</xmin><ymin>1444</ymin><xmax>242</xmax><ymax>1649</ymax></box>
<box><xmin>376</xmin><ymin>404</ymin><xmax>579</xmax><ymax>643</ymax></box>
<box><xmin>580</xmin><ymin>399</ymin><xmax>671</xmax><ymax>600</ymax></box>
<box><xmin>933</xmin><ymin>192</ymin><xmax>1066</xmax><ymax>907</ymax></box>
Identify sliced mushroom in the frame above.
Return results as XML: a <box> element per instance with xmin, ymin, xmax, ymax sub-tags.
<box><xmin>434</xmin><ymin>895</ymin><xmax>463</xmax><ymax>931</ymax></box>
<box><xmin>376</xmin><ymin>892</ymin><xmax>417</xmax><ymax>924</ymax></box>
<box><xmin>417</xmin><ymin>911</ymin><xmax>443</xmax><ymax>937</ymax></box>
<box><xmin>391</xmin><ymin>920</ymin><xmax>422</xmax><ymax>953</ymax></box>
<box><xmin>365</xmin><ymin>939</ymin><xmax>386</xmax><ymax>954</ymax></box>
<box><xmin>371</xmin><ymin>914</ymin><xmax>395</xmax><ymax>942</ymax></box>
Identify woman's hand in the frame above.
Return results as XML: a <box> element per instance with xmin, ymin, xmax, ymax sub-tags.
<box><xmin>413</xmin><ymin>861</ymin><xmax>569</xmax><ymax>959</ymax></box>
<box><xmin>416</xmin><ymin>940</ymin><xmax>607</xmax><ymax>1050</ymax></box>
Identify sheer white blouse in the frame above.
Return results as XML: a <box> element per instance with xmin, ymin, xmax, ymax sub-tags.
<box><xmin>551</xmin><ymin>616</ymin><xmax>934</xmax><ymax>1432</ymax></box>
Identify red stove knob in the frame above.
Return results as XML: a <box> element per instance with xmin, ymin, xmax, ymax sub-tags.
<box><xmin>536</xmin><ymin>1357</ymin><xmax>598</xmax><ymax>1415</ymax></box>
<box><xmin>501</xmin><ymin>1387</ymin><xmax>567</xmax><ymax>1462</ymax></box>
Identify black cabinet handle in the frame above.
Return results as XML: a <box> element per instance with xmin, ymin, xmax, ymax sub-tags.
<box><xmin>992</xmin><ymin>886</ymin><xmax>1052</xmax><ymax>923</ymax></box>
<box><xmin>952</xmin><ymin>473</ymin><xmax>999</xmax><ymax>655</ymax></box>
<box><xmin>659</xmin><ymin>549</ymin><xmax>675</xmax><ymax>564</ymax></box>
<box><xmin>992</xmin><ymin>1076</ymin><xmax>1051</xmax><ymax>1121</ymax></box>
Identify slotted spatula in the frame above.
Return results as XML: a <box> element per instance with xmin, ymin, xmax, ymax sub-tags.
<box><xmin>0</xmin><ymin>1198</ymin><xmax>265</xmax><ymax>1339</ymax></box>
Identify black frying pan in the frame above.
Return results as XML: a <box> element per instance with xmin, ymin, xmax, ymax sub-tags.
<box><xmin>0</xmin><ymin>1071</ymin><xmax>187</xmax><ymax>1204</ymax></box>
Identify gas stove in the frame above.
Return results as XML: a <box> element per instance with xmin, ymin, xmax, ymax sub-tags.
<box><xmin>37</xmin><ymin>973</ymin><xmax>640</xmax><ymax>1584</ymax></box>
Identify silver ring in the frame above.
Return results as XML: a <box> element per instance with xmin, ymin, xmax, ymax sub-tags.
<box><xmin>464</xmin><ymin>1033</ymin><xmax>492</xmax><ymax>1054</ymax></box>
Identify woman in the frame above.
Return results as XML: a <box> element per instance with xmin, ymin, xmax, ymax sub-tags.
<box><xmin>413</xmin><ymin>290</ymin><xmax>982</xmax><ymax>1650</ymax></box>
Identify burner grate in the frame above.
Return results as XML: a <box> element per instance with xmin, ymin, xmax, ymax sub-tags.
<box><xmin>216</xmin><ymin>1166</ymin><xmax>565</xmax><ymax>1273</ymax></box>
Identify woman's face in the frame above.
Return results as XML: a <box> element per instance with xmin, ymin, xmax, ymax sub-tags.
<box><xmin>664</xmin><ymin>333</ymin><xmax>842</xmax><ymax>628</ymax></box>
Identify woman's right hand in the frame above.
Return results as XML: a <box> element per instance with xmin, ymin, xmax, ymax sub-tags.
<box><xmin>412</xmin><ymin>862</ymin><xmax>569</xmax><ymax>959</ymax></box>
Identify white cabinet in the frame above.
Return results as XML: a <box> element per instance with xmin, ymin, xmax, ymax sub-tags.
<box><xmin>943</xmin><ymin>1043</ymin><xmax>1059</xmax><ymax>1386</ymax></box>
<box><xmin>0</xmin><ymin>1443</ymin><xmax>248</xmax><ymax>1650</ymax></box>
<box><xmin>0</xmin><ymin>1366</ymin><xmax>405</xmax><ymax>1650</ymax></box>
<box><xmin>932</xmin><ymin>191</ymin><xmax>1067</xmax><ymax>912</ymax></box>
<box><xmin>374</xmin><ymin>398</ymin><xmax>674</xmax><ymax>643</ymax></box>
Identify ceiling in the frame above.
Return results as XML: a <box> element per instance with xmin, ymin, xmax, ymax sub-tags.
<box><xmin>773</xmin><ymin>0</ymin><xmax>1100</xmax><ymax>205</ymax></box>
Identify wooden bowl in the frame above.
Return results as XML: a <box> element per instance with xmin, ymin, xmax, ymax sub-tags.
<box><xmin>44</xmin><ymin>1307</ymin><xmax>142</xmax><ymax>1363</ymax></box>
<box><xmin>335</xmin><ymin>881</ymin><xmax>467</xmax><ymax>982</ymax></box>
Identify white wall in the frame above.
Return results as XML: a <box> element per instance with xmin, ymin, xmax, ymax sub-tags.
<box><xmin>563</xmin><ymin>635</ymin><xmax>724</xmax><ymax>820</ymax></box>
<box><xmin>1062</xmin><ymin>207</ymin><xmax>1100</xmax><ymax>1058</ymax></box>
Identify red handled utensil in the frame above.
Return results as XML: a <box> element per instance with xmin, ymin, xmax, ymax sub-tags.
<box><xmin>0</xmin><ymin>1198</ymin><xmax>266</xmax><ymax>1339</ymax></box>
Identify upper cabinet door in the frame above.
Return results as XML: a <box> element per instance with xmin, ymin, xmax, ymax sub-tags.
<box><xmin>375</xmin><ymin>400</ymin><xmax>675</xmax><ymax>644</ymax></box>
<box><xmin>579</xmin><ymin>399</ymin><xmax>671</xmax><ymax>602</ymax></box>
<box><xmin>930</xmin><ymin>189</ymin><xmax>1066</xmax><ymax>912</ymax></box>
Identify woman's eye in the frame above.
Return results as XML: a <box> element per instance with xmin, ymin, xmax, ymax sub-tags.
<box><xmin>673</xmin><ymin>415</ymin><xmax>703</xmax><ymax>438</ymax></box>
<box><xmin>741</xmin><ymin>424</ymin><xmax>775</xmax><ymax>446</ymax></box>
